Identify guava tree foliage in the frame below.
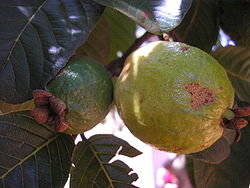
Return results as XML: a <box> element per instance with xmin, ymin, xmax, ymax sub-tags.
<box><xmin>0</xmin><ymin>0</ymin><xmax>250</xmax><ymax>188</ymax></box>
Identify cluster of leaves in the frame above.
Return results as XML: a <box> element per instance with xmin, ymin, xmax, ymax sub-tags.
<box><xmin>0</xmin><ymin>0</ymin><xmax>250</xmax><ymax>187</ymax></box>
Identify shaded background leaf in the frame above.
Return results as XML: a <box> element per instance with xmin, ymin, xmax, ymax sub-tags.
<box><xmin>219</xmin><ymin>1</ymin><xmax>250</xmax><ymax>47</ymax></box>
<box><xmin>170</xmin><ymin>0</ymin><xmax>219</xmax><ymax>52</ymax></box>
<box><xmin>212</xmin><ymin>46</ymin><xmax>250</xmax><ymax>103</ymax></box>
<box><xmin>92</xmin><ymin>0</ymin><xmax>192</xmax><ymax>34</ymax></box>
<box><xmin>0</xmin><ymin>0</ymin><xmax>104</xmax><ymax>104</ymax></box>
<box><xmin>0</xmin><ymin>111</ymin><xmax>74</xmax><ymax>188</ymax></box>
<box><xmin>75</xmin><ymin>7</ymin><xmax>136</xmax><ymax>64</ymax></box>
<box><xmin>70</xmin><ymin>134</ymin><xmax>142</xmax><ymax>188</ymax></box>
<box><xmin>187</xmin><ymin>128</ymin><xmax>236</xmax><ymax>164</ymax></box>
<box><xmin>193</xmin><ymin>99</ymin><xmax>250</xmax><ymax>188</ymax></box>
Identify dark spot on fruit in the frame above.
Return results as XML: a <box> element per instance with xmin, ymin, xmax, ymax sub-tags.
<box><xmin>181</xmin><ymin>46</ymin><xmax>190</xmax><ymax>51</ymax></box>
<box><xmin>140</xmin><ymin>11</ymin><xmax>152</xmax><ymax>20</ymax></box>
<box><xmin>185</xmin><ymin>83</ymin><xmax>215</xmax><ymax>110</ymax></box>
<box><xmin>140</xmin><ymin>98</ymin><xmax>144</xmax><ymax>104</ymax></box>
<box><xmin>173</xmin><ymin>147</ymin><xmax>183</xmax><ymax>152</ymax></box>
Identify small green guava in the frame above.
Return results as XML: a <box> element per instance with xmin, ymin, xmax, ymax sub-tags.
<box><xmin>45</xmin><ymin>56</ymin><xmax>113</xmax><ymax>134</ymax></box>
<box><xmin>114</xmin><ymin>41</ymin><xmax>234</xmax><ymax>154</ymax></box>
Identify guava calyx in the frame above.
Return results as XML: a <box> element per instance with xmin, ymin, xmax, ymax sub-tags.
<box><xmin>33</xmin><ymin>89</ymin><xmax>52</xmax><ymax>105</ymax></box>
<box><xmin>32</xmin><ymin>56</ymin><xmax>113</xmax><ymax>135</ymax></box>
<box><xmin>31</xmin><ymin>106</ymin><xmax>49</xmax><ymax>124</ymax></box>
<box><xmin>31</xmin><ymin>89</ymin><xmax>69</xmax><ymax>132</ymax></box>
<box><xmin>222</xmin><ymin>106</ymin><xmax>250</xmax><ymax>142</ymax></box>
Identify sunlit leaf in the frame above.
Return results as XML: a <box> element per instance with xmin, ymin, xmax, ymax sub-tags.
<box><xmin>75</xmin><ymin>7</ymin><xmax>136</xmax><ymax>64</ymax></box>
<box><xmin>70</xmin><ymin>134</ymin><xmax>142</xmax><ymax>187</ymax></box>
<box><xmin>0</xmin><ymin>111</ymin><xmax>74</xmax><ymax>188</ymax></box>
<box><xmin>212</xmin><ymin>46</ymin><xmax>250</xmax><ymax>103</ymax></box>
<box><xmin>0</xmin><ymin>0</ymin><xmax>104</xmax><ymax>104</ymax></box>
<box><xmin>93</xmin><ymin>0</ymin><xmax>192</xmax><ymax>34</ymax></box>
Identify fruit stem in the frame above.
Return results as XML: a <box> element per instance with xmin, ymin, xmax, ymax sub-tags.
<box><xmin>81</xmin><ymin>134</ymin><xmax>88</xmax><ymax>141</ymax></box>
<box><xmin>222</xmin><ymin>109</ymin><xmax>235</xmax><ymax>120</ymax></box>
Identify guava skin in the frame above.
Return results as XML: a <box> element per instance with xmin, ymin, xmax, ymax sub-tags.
<box><xmin>115</xmin><ymin>41</ymin><xmax>234</xmax><ymax>154</ymax></box>
<box><xmin>45</xmin><ymin>57</ymin><xmax>113</xmax><ymax>134</ymax></box>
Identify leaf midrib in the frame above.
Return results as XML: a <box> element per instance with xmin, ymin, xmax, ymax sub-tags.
<box><xmin>88</xmin><ymin>141</ymin><xmax>115</xmax><ymax>188</ymax></box>
<box><xmin>226</xmin><ymin>69</ymin><xmax>250</xmax><ymax>82</ymax></box>
<box><xmin>1</xmin><ymin>133</ymin><xmax>60</xmax><ymax>179</ymax></box>
<box><xmin>1</xmin><ymin>0</ymin><xmax>48</xmax><ymax>72</ymax></box>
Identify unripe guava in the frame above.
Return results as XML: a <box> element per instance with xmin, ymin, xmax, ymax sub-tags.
<box><xmin>45</xmin><ymin>56</ymin><xmax>113</xmax><ymax>134</ymax></box>
<box><xmin>115</xmin><ymin>41</ymin><xmax>234</xmax><ymax>154</ymax></box>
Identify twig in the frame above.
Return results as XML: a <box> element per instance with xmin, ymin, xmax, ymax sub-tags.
<box><xmin>81</xmin><ymin>133</ymin><xmax>88</xmax><ymax>141</ymax></box>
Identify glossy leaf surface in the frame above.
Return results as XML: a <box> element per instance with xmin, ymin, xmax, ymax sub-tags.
<box><xmin>93</xmin><ymin>0</ymin><xmax>192</xmax><ymax>34</ymax></box>
<box><xmin>171</xmin><ymin>0</ymin><xmax>219</xmax><ymax>52</ymax></box>
<box><xmin>0</xmin><ymin>0</ymin><xmax>104</xmax><ymax>104</ymax></box>
<box><xmin>0</xmin><ymin>111</ymin><xmax>75</xmax><ymax>188</ymax></box>
<box><xmin>70</xmin><ymin>134</ymin><xmax>142</xmax><ymax>187</ymax></box>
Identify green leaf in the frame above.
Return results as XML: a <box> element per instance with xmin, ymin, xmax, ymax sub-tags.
<box><xmin>0</xmin><ymin>0</ymin><xmax>104</xmax><ymax>104</ymax></box>
<box><xmin>75</xmin><ymin>7</ymin><xmax>136</xmax><ymax>64</ymax></box>
<box><xmin>212</xmin><ymin>46</ymin><xmax>250</xmax><ymax>103</ymax></box>
<box><xmin>70</xmin><ymin>134</ymin><xmax>142</xmax><ymax>187</ymax></box>
<box><xmin>92</xmin><ymin>0</ymin><xmax>192</xmax><ymax>34</ymax></box>
<box><xmin>170</xmin><ymin>0</ymin><xmax>219</xmax><ymax>52</ymax></box>
<box><xmin>0</xmin><ymin>100</ymin><xmax>34</xmax><ymax>115</ymax></box>
<box><xmin>219</xmin><ymin>1</ymin><xmax>250</xmax><ymax>47</ymax></box>
<box><xmin>186</xmin><ymin>157</ymin><xmax>196</xmax><ymax>188</ymax></box>
<box><xmin>193</xmin><ymin>119</ymin><xmax>250</xmax><ymax>188</ymax></box>
<box><xmin>0</xmin><ymin>111</ymin><xmax>74</xmax><ymax>188</ymax></box>
<box><xmin>187</xmin><ymin>129</ymin><xmax>236</xmax><ymax>164</ymax></box>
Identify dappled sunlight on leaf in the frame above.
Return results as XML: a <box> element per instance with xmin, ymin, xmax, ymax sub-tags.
<box><xmin>93</xmin><ymin>0</ymin><xmax>192</xmax><ymax>34</ymax></box>
<box><xmin>0</xmin><ymin>0</ymin><xmax>104</xmax><ymax>104</ymax></box>
<box><xmin>0</xmin><ymin>111</ymin><xmax>74</xmax><ymax>188</ymax></box>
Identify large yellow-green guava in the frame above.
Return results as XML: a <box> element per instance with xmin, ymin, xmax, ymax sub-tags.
<box><xmin>114</xmin><ymin>41</ymin><xmax>234</xmax><ymax>154</ymax></box>
<box><xmin>45</xmin><ymin>56</ymin><xmax>113</xmax><ymax>134</ymax></box>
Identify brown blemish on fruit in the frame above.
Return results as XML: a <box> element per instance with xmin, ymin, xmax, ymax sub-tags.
<box><xmin>181</xmin><ymin>46</ymin><xmax>190</xmax><ymax>51</ymax></box>
<box><xmin>140</xmin><ymin>98</ymin><xmax>144</xmax><ymax>104</ymax></box>
<box><xmin>185</xmin><ymin>83</ymin><xmax>215</xmax><ymax>110</ymax></box>
<box><xmin>200</xmin><ymin>144</ymin><xmax>205</xmax><ymax>148</ymax></box>
<box><xmin>173</xmin><ymin>147</ymin><xmax>183</xmax><ymax>152</ymax></box>
<box><xmin>140</xmin><ymin>11</ymin><xmax>152</xmax><ymax>20</ymax></box>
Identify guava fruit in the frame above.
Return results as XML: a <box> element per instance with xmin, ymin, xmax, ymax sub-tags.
<box><xmin>114</xmin><ymin>41</ymin><xmax>234</xmax><ymax>154</ymax></box>
<box><xmin>45</xmin><ymin>56</ymin><xmax>113</xmax><ymax>134</ymax></box>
